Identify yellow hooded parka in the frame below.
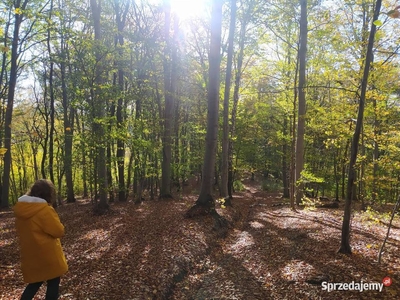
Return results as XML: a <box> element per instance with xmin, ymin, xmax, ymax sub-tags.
<box><xmin>14</xmin><ymin>195</ymin><xmax>68</xmax><ymax>283</ymax></box>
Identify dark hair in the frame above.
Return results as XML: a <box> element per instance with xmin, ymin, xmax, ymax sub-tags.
<box><xmin>28</xmin><ymin>179</ymin><xmax>56</xmax><ymax>204</ymax></box>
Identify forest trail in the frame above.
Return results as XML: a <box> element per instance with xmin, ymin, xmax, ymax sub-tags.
<box><xmin>1</xmin><ymin>184</ymin><xmax>399</xmax><ymax>299</ymax></box>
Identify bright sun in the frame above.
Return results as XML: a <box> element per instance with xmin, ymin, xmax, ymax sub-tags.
<box><xmin>169</xmin><ymin>0</ymin><xmax>209</xmax><ymax>19</ymax></box>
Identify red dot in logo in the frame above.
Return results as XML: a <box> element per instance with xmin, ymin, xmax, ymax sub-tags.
<box><xmin>383</xmin><ymin>276</ymin><xmax>392</xmax><ymax>287</ymax></box>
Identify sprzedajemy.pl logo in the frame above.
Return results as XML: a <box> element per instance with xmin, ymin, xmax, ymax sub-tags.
<box><xmin>321</xmin><ymin>277</ymin><xmax>392</xmax><ymax>293</ymax></box>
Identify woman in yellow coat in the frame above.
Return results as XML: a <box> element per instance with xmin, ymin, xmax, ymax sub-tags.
<box><xmin>14</xmin><ymin>179</ymin><xmax>68</xmax><ymax>300</ymax></box>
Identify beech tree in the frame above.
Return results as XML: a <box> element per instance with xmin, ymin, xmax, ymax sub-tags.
<box><xmin>221</xmin><ymin>0</ymin><xmax>236</xmax><ymax>203</ymax></box>
<box><xmin>186</xmin><ymin>0</ymin><xmax>223</xmax><ymax>217</ymax></box>
<box><xmin>58</xmin><ymin>0</ymin><xmax>76</xmax><ymax>203</ymax></box>
<box><xmin>160</xmin><ymin>0</ymin><xmax>177</xmax><ymax>199</ymax></box>
<box><xmin>90</xmin><ymin>0</ymin><xmax>109</xmax><ymax>211</ymax></box>
<box><xmin>339</xmin><ymin>0</ymin><xmax>382</xmax><ymax>254</ymax></box>
<box><xmin>294</xmin><ymin>0</ymin><xmax>307</xmax><ymax>206</ymax></box>
<box><xmin>114</xmin><ymin>0</ymin><xmax>130</xmax><ymax>202</ymax></box>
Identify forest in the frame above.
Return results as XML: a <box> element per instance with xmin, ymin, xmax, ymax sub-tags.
<box><xmin>0</xmin><ymin>0</ymin><xmax>400</xmax><ymax>298</ymax></box>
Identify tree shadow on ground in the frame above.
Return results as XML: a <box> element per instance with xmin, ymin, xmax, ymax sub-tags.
<box><xmin>234</xmin><ymin>202</ymin><xmax>400</xmax><ymax>299</ymax></box>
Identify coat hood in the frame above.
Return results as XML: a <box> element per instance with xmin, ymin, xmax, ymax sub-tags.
<box><xmin>14</xmin><ymin>195</ymin><xmax>48</xmax><ymax>220</ymax></box>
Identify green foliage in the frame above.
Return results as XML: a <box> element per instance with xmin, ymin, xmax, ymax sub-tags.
<box><xmin>2</xmin><ymin>0</ymin><xmax>400</xmax><ymax>206</ymax></box>
<box><xmin>261</xmin><ymin>180</ymin><xmax>282</xmax><ymax>192</ymax></box>
<box><xmin>233</xmin><ymin>180</ymin><xmax>245</xmax><ymax>192</ymax></box>
<box><xmin>299</xmin><ymin>169</ymin><xmax>324</xmax><ymax>184</ymax></box>
<box><xmin>360</xmin><ymin>206</ymin><xmax>399</xmax><ymax>224</ymax></box>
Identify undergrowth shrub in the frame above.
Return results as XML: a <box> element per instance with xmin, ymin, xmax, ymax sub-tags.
<box><xmin>261</xmin><ymin>180</ymin><xmax>282</xmax><ymax>192</ymax></box>
<box><xmin>233</xmin><ymin>180</ymin><xmax>245</xmax><ymax>192</ymax></box>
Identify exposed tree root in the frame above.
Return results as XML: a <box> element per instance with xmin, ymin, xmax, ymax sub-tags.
<box><xmin>184</xmin><ymin>203</ymin><xmax>214</xmax><ymax>218</ymax></box>
<box><xmin>210</xmin><ymin>209</ymin><xmax>230</xmax><ymax>238</ymax></box>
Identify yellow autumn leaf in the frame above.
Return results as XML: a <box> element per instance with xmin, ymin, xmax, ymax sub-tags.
<box><xmin>15</xmin><ymin>8</ymin><xmax>22</xmax><ymax>15</ymax></box>
<box><xmin>65</xmin><ymin>127</ymin><xmax>71</xmax><ymax>131</ymax></box>
<box><xmin>0</xmin><ymin>148</ymin><xmax>7</xmax><ymax>155</ymax></box>
<box><xmin>221</xmin><ymin>205</ymin><xmax>226</xmax><ymax>209</ymax></box>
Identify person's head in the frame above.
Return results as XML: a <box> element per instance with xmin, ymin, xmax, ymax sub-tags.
<box><xmin>28</xmin><ymin>179</ymin><xmax>56</xmax><ymax>204</ymax></box>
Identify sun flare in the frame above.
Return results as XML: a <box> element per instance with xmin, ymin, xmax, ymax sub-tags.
<box><xmin>170</xmin><ymin>0</ymin><xmax>209</xmax><ymax>19</ymax></box>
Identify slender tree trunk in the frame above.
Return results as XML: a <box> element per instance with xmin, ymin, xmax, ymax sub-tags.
<box><xmin>339</xmin><ymin>0</ymin><xmax>382</xmax><ymax>254</ymax></box>
<box><xmin>290</xmin><ymin>56</ymin><xmax>299</xmax><ymax>209</ymax></box>
<box><xmin>282</xmin><ymin>117</ymin><xmax>290</xmax><ymax>198</ymax></box>
<box><xmin>115</xmin><ymin>0</ymin><xmax>129</xmax><ymax>202</ymax></box>
<box><xmin>160</xmin><ymin>2</ymin><xmax>178</xmax><ymax>199</ymax></box>
<box><xmin>372</xmin><ymin>98</ymin><xmax>379</xmax><ymax>203</ymax></box>
<box><xmin>221</xmin><ymin>0</ymin><xmax>236</xmax><ymax>204</ymax></box>
<box><xmin>360</xmin><ymin>125</ymin><xmax>365</xmax><ymax>209</ymax></box>
<box><xmin>334</xmin><ymin>148</ymin><xmax>340</xmax><ymax>201</ymax></box>
<box><xmin>341</xmin><ymin>136</ymin><xmax>350</xmax><ymax>200</ymax></box>
<box><xmin>47</xmin><ymin>7</ymin><xmax>55</xmax><ymax>186</ymax></box>
<box><xmin>44</xmin><ymin>5</ymin><xmax>56</xmax><ymax>186</ymax></box>
<box><xmin>228</xmin><ymin>7</ymin><xmax>248</xmax><ymax>198</ymax></box>
<box><xmin>126</xmin><ymin>149</ymin><xmax>134</xmax><ymax>201</ymax></box>
<box><xmin>295</xmin><ymin>0</ymin><xmax>308</xmax><ymax>206</ymax></box>
<box><xmin>283</xmin><ymin>36</ymin><xmax>293</xmax><ymax>201</ymax></box>
<box><xmin>106</xmin><ymin>140</ymin><xmax>114</xmax><ymax>202</ymax></box>
<box><xmin>61</xmin><ymin>48</ymin><xmax>75</xmax><ymax>203</ymax></box>
<box><xmin>76</xmin><ymin>109</ymin><xmax>88</xmax><ymax>198</ymax></box>
<box><xmin>378</xmin><ymin>195</ymin><xmax>400</xmax><ymax>263</ymax></box>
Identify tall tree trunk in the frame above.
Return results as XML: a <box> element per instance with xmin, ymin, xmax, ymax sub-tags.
<box><xmin>186</xmin><ymin>0</ymin><xmax>223</xmax><ymax>217</ymax></box>
<box><xmin>61</xmin><ymin>44</ymin><xmax>75</xmax><ymax>203</ymax></box>
<box><xmin>115</xmin><ymin>0</ymin><xmax>129</xmax><ymax>202</ymax></box>
<box><xmin>63</xmin><ymin>23</ymin><xmax>77</xmax><ymax>202</ymax></box>
<box><xmin>228</xmin><ymin>5</ymin><xmax>248</xmax><ymax>198</ymax></box>
<box><xmin>339</xmin><ymin>0</ymin><xmax>382</xmax><ymax>254</ymax></box>
<box><xmin>160</xmin><ymin>2</ymin><xmax>178</xmax><ymax>199</ymax></box>
<box><xmin>106</xmin><ymin>139</ymin><xmax>114</xmax><ymax>202</ymax></box>
<box><xmin>47</xmin><ymin>0</ymin><xmax>55</xmax><ymax>186</ymax></box>
<box><xmin>221</xmin><ymin>0</ymin><xmax>236</xmax><ymax>204</ymax></box>
<box><xmin>76</xmin><ymin>109</ymin><xmax>88</xmax><ymax>198</ymax></box>
<box><xmin>284</xmin><ymin>33</ymin><xmax>293</xmax><ymax>201</ymax></box>
<box><xmin>372</xmin><ymin>97</ymin><xmax>379</xmax><ymax>203</ymax></box>
<box><xmin>290</xmin><ymin>53</ymin><xmax>299</xmax><ymax>209</ymax></box>
<box><xmin>1</xmin><ymin>0</ymin><xmax>28</xmax><ymax>208</ymax></box>
<box><xmin>334</xmin><ymin>148</ymin><xmax>340</xmax><ymax>201</ymax></box>
<box><xmin>295</xmin><ymin>0</ymin><xmax>308</xmax><ymax>206</ymax></box>
<box><xmin>40</xmin><ymin>73</ymin><xmax>50</xmax><ymax>180</ymax></box>
<box><xmin>90</xmin><ymin>0</ymin><xmax>108</xmax><ymax>211</ymax></box>
<box><xmin>282</xmin><ymin>117</ymin><xmax>290</xmax><ymax>198</ymax></box>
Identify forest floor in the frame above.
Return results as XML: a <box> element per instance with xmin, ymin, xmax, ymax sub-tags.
<box><xmin>1</xmin><ymin>180</ymin><xmax>400</xmax><ymax>300</ymax></box>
